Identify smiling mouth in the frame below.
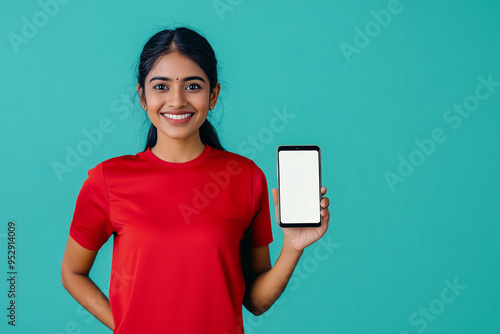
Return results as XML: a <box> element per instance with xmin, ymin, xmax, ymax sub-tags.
<box><xmin>161</xmin><ymin>113</ymin><xmax>194</xmax><ymax>120</ymax></box>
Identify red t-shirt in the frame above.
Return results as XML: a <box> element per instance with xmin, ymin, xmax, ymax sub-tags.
<box><xmin>69</xmin><ymin>144</ymin><xmax>273</xmax><ymax>334</ymax></box>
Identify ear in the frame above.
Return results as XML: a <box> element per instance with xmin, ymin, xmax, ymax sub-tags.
<box><xmin>137</xmin><ymin>84</ymin><xmax>146</xmax><ymax>109</ymax></box>
<box><xmin>209</xmin><ymin>82</ymin><xmax>221</xmax><ymax>109</ymax></box>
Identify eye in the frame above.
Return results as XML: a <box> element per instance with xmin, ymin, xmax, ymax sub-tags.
<box><xmin>154</xmin><ymin>84</ymin><xmax>168</xmax><ymax>90</ymax></box>
<box><xmin>186</xmin><ymin>83</ymin><xmax>201</xmax><ymax>90</ymax></box>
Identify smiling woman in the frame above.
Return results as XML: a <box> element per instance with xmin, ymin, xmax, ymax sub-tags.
<box><xmin>60</xmin><ymin>27</ymin><xmax>330</xmax><ymax>334</ymax></box>
<box><xmin>137</xmin><ymin>28</ymin><xmax>223</xmax><ymax>158</ymax></box>
<box><xmin>138</xmin><ymin>51</ymin><xmax>220</xmax><ymax>159</ymax></box>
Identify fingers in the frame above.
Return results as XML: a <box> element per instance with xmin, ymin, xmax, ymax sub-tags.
<box><xmin>320</xmin><ymin>186</ymin><xmax>331</xmax><ymax>227</ymax></box>
<box><xmin>321</xmin><ymin>196</ymin><xmax>330</xmax><ymax>209</ymax></box>
<box><xmin>321</xmin><ymin>207</ymin><xmax>330</xmax><ymax>217</ymax></box>
<box><xmin>320</xmin><ymin>207</ymin><xmax>330</xmax><ymax>230</ymax></box>
<box><xmin>320</xmin><ymin>198</ymin><xmax>330</xmax><ymax>226</ymax></box>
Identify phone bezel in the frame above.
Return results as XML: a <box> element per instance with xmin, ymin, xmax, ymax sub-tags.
<box><xmin>277</xmin><ymin>145</ymin><xmax>322</xmax><ymax>228</ymax></box>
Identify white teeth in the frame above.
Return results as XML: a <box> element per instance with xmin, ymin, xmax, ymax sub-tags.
<box><xmin>162</xmin><ymin>113</ymin><xmax>193</xmax><ymax>120</ymax></box>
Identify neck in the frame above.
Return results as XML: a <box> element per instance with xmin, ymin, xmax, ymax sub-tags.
<box><xmin>151</xmin><ymin>132</ymin><xmax>206</xmax><ymax>163</ymax></box>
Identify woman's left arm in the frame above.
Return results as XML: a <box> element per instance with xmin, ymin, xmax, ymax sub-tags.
<box><xmin>242</xmin><ymin>186</ymin><xmax>331</xmax><ymax>316</ymax></box>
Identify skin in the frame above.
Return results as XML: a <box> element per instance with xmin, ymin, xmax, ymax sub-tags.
<box><xmin>61</xmin><ymin>51</ymin><xmax>331</xmax><ymax>330</ymax></box>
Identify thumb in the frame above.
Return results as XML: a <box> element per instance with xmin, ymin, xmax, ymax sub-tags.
<box><xmin>272</xmin><ymin>188</ymin><xmax>278</xmax><ymax>206</ymax></box>
<box><xmin>271</xmin><ymin>188</ymin><xmax>279</xmax><ymax>224</ymax></box>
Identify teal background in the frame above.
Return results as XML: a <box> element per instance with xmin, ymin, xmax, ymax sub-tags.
<box><xmin>1</xmin><ymin>0</ymin><xmax>499</xmax><ymax>333</ymax></box>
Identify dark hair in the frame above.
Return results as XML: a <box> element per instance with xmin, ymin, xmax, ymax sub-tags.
<box><xmin>137</xmin><ymin>27</ymin><xmax>224</xmax><ymax>151</ymax></box>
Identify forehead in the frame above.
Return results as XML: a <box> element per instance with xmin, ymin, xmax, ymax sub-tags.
<box><xmin>148</xmin><ymin>52</ymin><xmax>207</xmax><ymax>79</ymax></box>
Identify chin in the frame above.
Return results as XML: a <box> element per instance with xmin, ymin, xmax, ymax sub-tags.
<box><xmin>157</xmin><ymin>128</ymin><xmax>198</xmax><ymax>141</ymax></box>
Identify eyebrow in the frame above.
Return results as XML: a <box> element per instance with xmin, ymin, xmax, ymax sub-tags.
<box><xmin>149</xmin><ymin>76</ymin><xmax>206</xmax><ymax>83</ymax></box>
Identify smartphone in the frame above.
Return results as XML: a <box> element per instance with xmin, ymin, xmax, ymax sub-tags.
<box><xmin>277</xmin><ymin>145</ymin><xmax>322</xmax><ymax>228</ymax></box>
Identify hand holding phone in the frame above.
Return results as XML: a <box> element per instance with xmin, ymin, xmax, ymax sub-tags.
<box><xmin>277</xmin><ymin>145</ymin><xmax>322</xmax><ymax>228</ymax></box>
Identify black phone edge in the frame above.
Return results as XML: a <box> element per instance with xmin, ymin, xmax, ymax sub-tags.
<box><xmin>277</xmin><ymin>145</ymin><xmax>322</xmax><ymax>228</ymax></box>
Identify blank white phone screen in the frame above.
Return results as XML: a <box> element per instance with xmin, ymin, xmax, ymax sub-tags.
<box><xmin>279</xmin><ymin>150</ymin><xmax>320</xmax><ymax>224</ymax></box>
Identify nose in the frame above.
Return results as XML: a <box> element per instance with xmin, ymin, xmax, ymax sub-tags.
<box><xmin>167</xmin><ymin>87</ymin><xmax>188</xmax><ymax>109</ymax></box>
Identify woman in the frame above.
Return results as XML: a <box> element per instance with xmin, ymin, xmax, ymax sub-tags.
<box><xmin>61</xmin><ymin>27</ymin><xmax>331</xmax><ymax>334</ymax></box>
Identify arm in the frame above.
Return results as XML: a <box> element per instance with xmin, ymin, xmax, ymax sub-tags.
<box><xmin>242</xmin><ymin>242</ymin><xmax>302</xmax><ymax>316</ymax></box>
<box><xmin>61</xmin><ymin>236</ymin><xmax>115</xmax><ymax>331</ymax></box>
<box><xmin>242</xmin><ymin>186</ymin><xmax>331</xmax><ymax>316</ymax></box>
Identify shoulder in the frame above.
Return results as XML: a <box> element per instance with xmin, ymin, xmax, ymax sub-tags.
<box><xmin>103</xmin><ymin>152</ymin><xmax>143</xmax><ymax>166</ymax></box>
<box><xmin>88</xmin><ymin>151</ymin><xmax>147</xmax><ymax>176</ymax></box>
<box><xmin>208</xmin><ymin>146</ymin><xmax>261</xmax><ymax>174</ymax></box>
<box><xmin>207</xmin><ymin>147</ymin><xmax>270</xmax><ymax>190</ymax></box>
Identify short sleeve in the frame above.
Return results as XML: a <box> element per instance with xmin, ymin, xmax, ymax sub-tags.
<box><xmin>244</xmin><ymin>164</ymin><xmax>274</xmax><ymax>248</ymax></box>
<box><xmin>69</xmin><ymin>162</ymin><xmax>114</xmax><ymax>251</ymax></box>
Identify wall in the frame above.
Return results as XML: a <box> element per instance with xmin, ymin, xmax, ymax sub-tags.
<box><xmin>0</xmin><ymin>0</ymin><xmax>499</xmax><ymax>333</ymax></box>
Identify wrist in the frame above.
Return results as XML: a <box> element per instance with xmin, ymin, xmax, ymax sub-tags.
<box><xmin>283</xmin><ymin>237</ymin><xmax>304</xmax><ymax>257</ymax></box>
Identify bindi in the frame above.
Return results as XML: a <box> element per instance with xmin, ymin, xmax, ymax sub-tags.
<box><xmin>176</xmin><ymin>78</ymin><xmax>178</xmax><ymax>80</ymax></box>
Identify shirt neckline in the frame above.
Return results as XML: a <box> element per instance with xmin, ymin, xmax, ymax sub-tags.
<box><xmin>143</xmin><ymin>144</ymin><xmax>212</xmax><ymax>168</ymax></box>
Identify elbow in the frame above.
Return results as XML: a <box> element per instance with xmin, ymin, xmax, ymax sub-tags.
<box><xmin>249</xmin><ymin>308</ymin><xmax>266</xmax><ymax>317</ymax></box>
<box><xmin>60</xmin><ymin>264</ymin><xmax>76</xmax><ymax>290</ymax></box>
<box><xmin>60</xmin><ymin>266</ymin><xmax>89</xmax><ymax>291</ymax></box>
<box><xmin>243</xmin><ymin>299</ymin><xmax>271</xmax><ymax>316</ymax></box>
<box><xmin>60</xmin><ymin>267</ymin><xmax>69</xmax><ymax>290</ymax></box>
